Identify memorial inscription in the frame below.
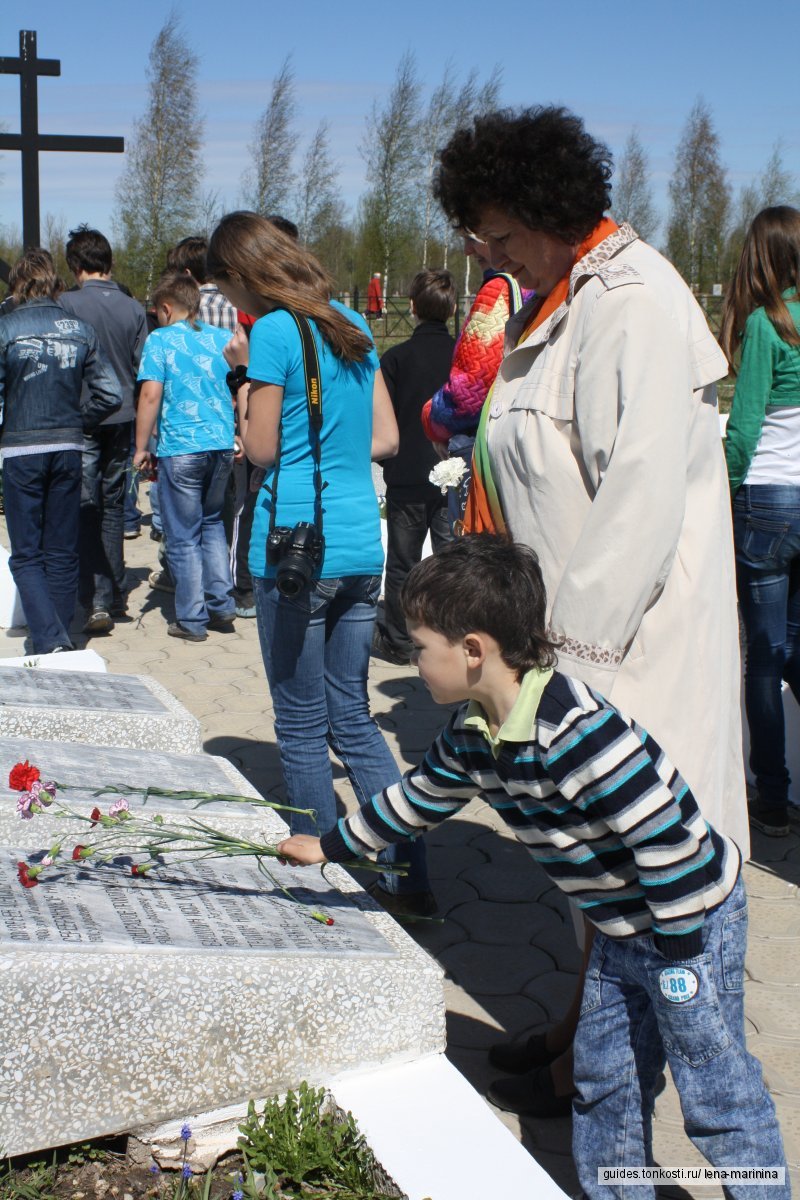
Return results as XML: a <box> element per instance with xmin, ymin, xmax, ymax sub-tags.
<box><xmin>0</xmin><ymin>667</ymin><xmax>201</xmax><ymax>752</ymax></box>
<box><xmin>0</xmin><ymin>850</ymin><xmax>394</xmax><ymax>957</ymax></box>
<box><xmin>0</xmin><ymin>666</ymin><xmax>167</xmax><ymax>711</ymax></box>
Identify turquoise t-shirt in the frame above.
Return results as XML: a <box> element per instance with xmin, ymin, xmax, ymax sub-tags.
<box><xmin>247</xmin><ymin>302</ymin><xmax>384</xmax><ymax>580</ymax></box>
<box><xmin>137</xmin><ymin>320</ymin><xmax>234</xmax><ymax>457</ymax></box>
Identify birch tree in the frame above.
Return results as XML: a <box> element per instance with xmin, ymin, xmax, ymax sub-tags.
<box><xmin>360</xmin><ymin>51</ymin><xmax>421</xmax><ymax>299</ymax></box>
<box><xmin>612</xmin><ymin>129</ymin><xmax>658</xmax><ymax>242</ymax></box>
<box><xmin>295</xmin><ymin>121</ymin><xmax>342</xmax><ymax>247</ymax></box>
<box><xmin>419</xmin><ymin>64</ymin><xmax>503</xmax><ymax>270</ymax></box>
<box><xmin>114</xmin><ymin>13</ymin><xmax>203</xmax><ymax>299</ymax></box>
<box><xmin>243</xmin><ymin>56</ymin><xmax>297</xmax><ymax>215</ymax></box>
<box><xmin>666</xmin><ymin>98</ymin><xmax>730</xmax><ymax>292</ymax></box>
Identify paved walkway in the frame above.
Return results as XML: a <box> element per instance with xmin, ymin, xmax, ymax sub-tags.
<box><xmin>1</xmin><ymin>511</ymin><xmax>798</xmax><ymax>1196</ymax></box>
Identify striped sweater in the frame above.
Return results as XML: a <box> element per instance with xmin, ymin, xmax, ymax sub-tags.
<box><xmin>321</xmin><ymin>672</ymin><xmax>740</xmax><ymax>960</ymax></box>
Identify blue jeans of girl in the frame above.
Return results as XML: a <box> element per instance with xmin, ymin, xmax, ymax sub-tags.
<box><xmin>573</xmin><ymin>876</ymin><xmax>787</xmax><ymax>1200</ymax></box>
<box><xmin>733</xmin><ymin>484</ymin><xmax>800</xmax><ymax>810</ymax></box>
<box><xmin>254</xmin><ymin>574</ymin><xmax>429</xmax><ymax>894</ymax></box>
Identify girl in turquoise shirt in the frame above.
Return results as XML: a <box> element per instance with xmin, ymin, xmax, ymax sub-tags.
<box><xmin>205</xmin><ymin>212</ymin><xmax>433</xmax><ymax>911</ymax></box>
<box><xmin>720</xmin><ymin>206</ymin><xmax>800</xmax><ymax>837</ymax></box>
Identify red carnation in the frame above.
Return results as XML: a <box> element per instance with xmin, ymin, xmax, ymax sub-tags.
<box><xmin>72</xmin><ymin>845</ymin><xmax>87</xmax><ymax>861</ymax></box>
<box><xmin>17</xmin><ymin>861</ymin><xmax>39</xmax><ymax>888</ymax></box>
<box><xmin>90</xmin><ymin>807</ymin><xmax>102</xmax><ymax>826</ymax></box>
<box><xmin>9</xmin><ymin>761</ymin><xmax>41</xmax><ymax>792</ymax></box>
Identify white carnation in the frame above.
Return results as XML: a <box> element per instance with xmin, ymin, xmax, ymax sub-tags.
<box><xmin>429</xmin><ymin>458</ymin><xmax>468</xmax><ymax>494</ymax></box>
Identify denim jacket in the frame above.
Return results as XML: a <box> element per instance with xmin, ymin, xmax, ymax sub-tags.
<box><xmin>0</xmin><ymin>298</ymin><xmax>121</xmax><ymax>448</ymax></box>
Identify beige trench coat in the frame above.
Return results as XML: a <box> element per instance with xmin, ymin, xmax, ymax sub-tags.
<box><xmin>488</xmin><ymin>225</ymin><xmax>749</xmax><ymax>855</ymax></box>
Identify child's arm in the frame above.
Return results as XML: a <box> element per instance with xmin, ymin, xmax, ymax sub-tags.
<box><xmin>134</xmin><ymin>381</ymin><xmax>162</xmax><ymax>472</ymax></box>
<box><xmin>276</xmin><ymin>834</ymin><xmax>327</xmax><ymax>866</ymax></box>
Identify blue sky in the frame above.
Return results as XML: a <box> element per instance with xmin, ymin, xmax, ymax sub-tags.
<box><xmin>1</xmin><ymin>0</ymin><xmax>798</xmax><ymax>247</ymax></box>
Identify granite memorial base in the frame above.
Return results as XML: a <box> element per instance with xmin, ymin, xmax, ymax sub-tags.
<box><xmin>0</xmin><ymin>740</ymin><xmax>445</xmax><ymax>1158</ymax></box>
<box><xmin>0</xmin><ymin>665</ymin><xmax>201</xmax><ymax>753</ymax></box>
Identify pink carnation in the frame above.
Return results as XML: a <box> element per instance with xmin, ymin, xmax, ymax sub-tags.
<box><xmin>16</xmin><ymin>791</ymin><xmax>37</xmax><ymax>819</ymax></box>
<box><xmin>108</xmin><ymin>797</ymin><xmax>130</xmax><ymax>818</ymax></box>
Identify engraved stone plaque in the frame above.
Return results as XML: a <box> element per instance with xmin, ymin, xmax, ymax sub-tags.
<box><xmin>0</xmin><ymin>666</ymin><xmax>201</xmax><ymax>752</ymax></box>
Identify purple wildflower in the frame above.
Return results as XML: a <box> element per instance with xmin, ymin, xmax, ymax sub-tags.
<box><xmin>149</xmin><ymin>1163</ymin><xmax>160</xmax><ymax>1175</ymax></box>
<box><xmin>182</xmin><ymin>1164</ymin><xmax>192</xmax><ymax>1180</ymax></box>
<box><xmin>180</xmin><ymin>1122</ymin><xmax>192</xmax><ymax>1141</ymax></box>
<box><xmin>232</xmin><ymin>1191</ymin><xmax>244</xmax><ymax>1200</ymax></box>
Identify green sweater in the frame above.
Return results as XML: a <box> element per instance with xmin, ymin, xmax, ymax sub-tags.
<box><xmin>725</xmin><ymin>289</ymin><xmax>800</xmax><ymax>491</ymax></box>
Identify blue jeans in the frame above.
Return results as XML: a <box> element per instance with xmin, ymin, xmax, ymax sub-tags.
<box><xmin>80</xmin><ymin>422</ymin><xmax>130</xmax><ymax>611</ymax></box>
<box><xmin>573</xmin><ymin>877</ymin><xmax>787</xmax><ymax>1200</ymax></box>
<box><xmin>733</xmin><ymin>485</ymin><xmax>800</xmax><ymax>809</ymax></box>
<box><xmin>159</xmin><ymin>451</ymin><xmax>235</xmax><ymax>634</ymax></box>
<box><xmin>254</xmin><ymin>574</ymin><xmax>429</xmax><ymax>894</ymax></box>
<box><xmin>4</xmin><ymin>450</ymin><xmax>81</xmax><ymax>652</ymax></box>
<box><xmin>124</xmin><ymin>421</ymin><xmax>142</xmax><ymax>534</ymax></box>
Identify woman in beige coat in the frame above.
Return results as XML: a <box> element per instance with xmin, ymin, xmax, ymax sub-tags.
<box><xmin>434</xmin><ymin>105</ymin><xmax>749</xmax><ymax>1117</ymax></box>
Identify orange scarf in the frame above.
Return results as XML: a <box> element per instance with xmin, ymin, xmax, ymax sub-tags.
<box><xmin>462</xmin><ymin>217</ymin><xmax>619</xmax><ymax>535</ymax></box>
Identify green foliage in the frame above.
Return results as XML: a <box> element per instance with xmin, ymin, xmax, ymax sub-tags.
<box><xmin>0</xmin><ymin>1157</ymin><xmax>57</xmax><ymax>1200</ymax></box>
<box><xmin>237</xmin><ymin>1083</ymin><xmax>398</xmax><ymax>1199</ymax></box>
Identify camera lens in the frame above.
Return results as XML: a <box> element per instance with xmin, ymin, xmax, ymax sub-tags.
<box><xmin>275</xmin><ymin>552</ymin><xmax>315</xmax><ymax>597</ymax></box>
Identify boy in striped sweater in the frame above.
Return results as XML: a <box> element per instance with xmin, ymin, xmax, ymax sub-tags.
<box><xmin>278</xmin><ymin>535</ymin><xmax>787</xmax><ymax>1199</ymax></box>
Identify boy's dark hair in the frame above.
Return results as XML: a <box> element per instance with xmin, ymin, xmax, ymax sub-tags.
<box><xmin>409</xmin><ymin>268</ymin><xmax>457</xmax><ymax>323</ymax></box>
<box><xmin>65</xmin><ymin>225</ymin><xmax>112</xmax><ymax>276</ymax></box>
<box><xmin>267</xmin><ymin>214</ymin><xmax>300</xmax><ymax>241</ymax></box>
<box><xmin>151</xmin><ymin>272</ymin><xmax>201</xmax><ymax>323</ymax></box>
<box><xmin>401</xmin><ymin>534</ymin><xmax>558</xmax><ymax>675</ymax></box>
<box><xmin>166</xmin><ymin>236</ymin><xmax>209</xmax><ymax>283</ymax></box>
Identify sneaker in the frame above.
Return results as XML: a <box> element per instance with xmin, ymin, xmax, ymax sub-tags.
<box><xmin>235</xmin><ymin>603</ymin><xmax>257</xmax><ymax>619</ymax></box>
<box><xmin>749</xmin><ymin>799</ymin><xmax>790</xmax><ymax>838</ymax></box>
<box><xmin>83</xmin><ymin>610</ymin><xmax>114</xmax><ymax>634</ymax></box>
<box><xmin>149</xmin><ymin>568</ymin><xmax>175</xmax><ymax>593</ymax></box>
<box><xmin>371</xmin><ymin>626</ymin><xmax>412</xmax><ymax>666</ymax></box>
<box><xmin>488</xmin><ymin>1031</ymin><xmax>560</xmax><ymax>1075</ymax></box>
<box><xmin>207</xmin><ymin>612</ymin><xmax>236</xmax><ymax>632</ymax></box>
<box><xmin>366</xmin><ymin>881</ymin><xmax>437</xmax><ymax>919</ymax></box>
<box><xmin>167</xmin><ymin>622</ymin><xmax>207</xmax><ymax>642</ymax></box>
<box><xmin>123</xmin><ymin>528</ymin><xmax>142</xmax><ymax>540</ymax></box>
<box><xmin>487</xmin><ymin>1067</ymin><xmax>574</xmax><ymax>1118</ymax></box>
<box><xmin>50</xmin><ymin>643</ymin><xmax>75</xmax><ymax>654</ymax></box>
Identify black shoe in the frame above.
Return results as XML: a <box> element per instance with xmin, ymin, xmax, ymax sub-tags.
<box><xmin>109</xmin><ymin>596</ymin><xmax>129</xmax><ymax>618</ymax></box>
<box><xmin>371</xmin><ymin>627</ymin><xmax>411</xmax><ymax>666</ymax></box>
<box><xmin>167</xmin><ymin>622</ymin><xmax>207</xmax><ymax>642</ymax></box>
<box><xmin>149</xmin><ymin>527</ymin><xmax>163</xmax><ymax>543</ymax></box>
<box><xmin>487</xmin><ymin>1066</ymin><xmax>574</xmax><ymax>1118</ymax></box>
<box><xmin>749</xmin><ymin>799</ymin><xmax>790</xmax><ymax>837</ymax></box>
<box><xmin>83</xmin><ymin>610</ymin><xmax>114</xmax><ymax>634</ymax></box>
<box><xmin>488</xmin><ymin>1030</ymin><xmax>561</xmax><ymax>1074</ymax></box>
<box><xmin>149</xmin><ymin>568</ymin><xmax>175</xmax><ymax>593</ymax></box>
<box><xmin>366</xmin><ymin>881</ymin><xmax>437</xmax><ymax>919</ymax></box>
<box><xmin>207</xmin><ymin>612</ymin><xmax>236</xmax><ymax>632</ymax></box>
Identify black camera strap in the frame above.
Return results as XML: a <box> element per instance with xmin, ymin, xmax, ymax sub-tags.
<box><xmin>266</xmin><ymin>309</ymin><xmax>325</xmax><ymax>541</ymax></box>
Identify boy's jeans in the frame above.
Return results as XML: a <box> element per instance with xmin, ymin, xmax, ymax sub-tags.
<box><xmin>254</xmin><ymin>574</ymin><xmax>429</xmax><ymax>895</ymax></box>
<box><xmin>159</xmin><ymin>451</ymin><xmax>235</xmax><ymax>634</ymax></box>
<box><xmin>573</xmin><ymin>876</ymin><xmax>788</xmax><ymax>1200</ymax></box>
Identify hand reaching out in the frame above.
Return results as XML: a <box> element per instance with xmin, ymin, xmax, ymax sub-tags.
<box><xmin>276</xmin><ymin>834</ymin><xmax>327</xmax><ymax>866</ymax></box>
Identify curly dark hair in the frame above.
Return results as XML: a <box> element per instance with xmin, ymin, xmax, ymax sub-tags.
<box><xmin>433</xmin><ymin>105</ymin><xmax>613</xmax><ymax>243</ymax></box>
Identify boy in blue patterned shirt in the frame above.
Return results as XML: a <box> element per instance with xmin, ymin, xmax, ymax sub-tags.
<box><xmin>278</xmin><ymin>535</ymin><xmax>787</xmax><ymax>1200</ymax></box>
<box><xmin>134</xmin><ymin>273</ymin><xmax>235</xmax><ymax>641</ymax></box>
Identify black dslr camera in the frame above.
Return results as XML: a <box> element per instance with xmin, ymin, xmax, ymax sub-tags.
<box><xmin>267</xmin><ymin>521</ymin><xmax>325</xmax><ymax>597</ymax></box>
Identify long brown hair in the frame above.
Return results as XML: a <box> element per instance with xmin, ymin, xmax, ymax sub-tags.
<box><xmin>9</xmin><ymin>247</ymin><xmax>61</xmax><ymax>302</ymax></box>
<box><xmin>719</xmin><ymin>206</ymin><xmax>800</xmax><ymax>368</ymax></box>
<box><xmin>207</xmin><ymin>212</ymin><xmax>372</xmax><ymax>363</ymax></box>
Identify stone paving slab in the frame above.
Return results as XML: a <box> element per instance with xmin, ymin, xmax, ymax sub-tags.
<box><xmin>2</xmin><ymin>507</ymin><xmax>798</xmax><ymax>1196</ymax></box>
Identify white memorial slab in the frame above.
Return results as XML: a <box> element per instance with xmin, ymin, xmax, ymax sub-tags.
<box><xmin>0</xmin><ymin>665</ymin><xmax>201</xmax><ymax>752</ymax></box>
<box><xmin>0</xmin><ymin>742</ymin><xmax>445</xmax><ymax>1157</ymax></box>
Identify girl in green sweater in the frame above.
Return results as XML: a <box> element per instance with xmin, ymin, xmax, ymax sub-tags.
<box><xmin>720</xmin><ymin>205</ymin><xmax>800</xmax><ymax>837</ymax></box>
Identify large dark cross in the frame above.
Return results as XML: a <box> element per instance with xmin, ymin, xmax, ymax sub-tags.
<box><xmin>0</xmin><ymin>29</ymin><xmax>125</xmax><ymax>281</ymax></box>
